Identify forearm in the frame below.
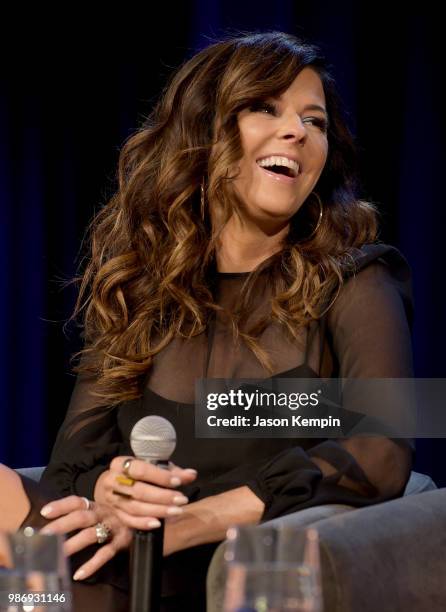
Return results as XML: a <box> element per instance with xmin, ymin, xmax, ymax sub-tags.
<box><xmin>164</xmin><ymin>485</ymin><xmax>264</xmax><ymax>556</ymax></box>
<box><xmin>0</xmin><ymin>465</ymin><xmax>30</xmax><ymax>531</ymax></box>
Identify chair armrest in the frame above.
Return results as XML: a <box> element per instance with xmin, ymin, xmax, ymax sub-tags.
<box><xmin>206</xmin><ymin>503</ymin><xmax>354</xmax><ymax>612</ymax></box>
<box><xmin>207</xmin><ymin>489</ymin><xmax>446</xmax><ymax>612</ymax></box>
<box><xmin>313</xmin><ymin>487</ymin><xmax>446</xmax><ymax>611</ymax></box>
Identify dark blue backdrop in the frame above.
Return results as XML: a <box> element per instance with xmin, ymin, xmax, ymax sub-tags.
<box><xmin>1</xmin><ymin>2</ymin><xmax>444</xmax><ymax>485</ymax></box>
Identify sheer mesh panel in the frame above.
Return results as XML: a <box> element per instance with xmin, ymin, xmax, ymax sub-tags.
<box><xmin>41</xmin><ymin>243</ymin><xmax>414</xmax><ymax>519</ymax></box>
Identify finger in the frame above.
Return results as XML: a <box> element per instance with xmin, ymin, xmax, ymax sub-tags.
<box><xmin>169</xmin><ymin>461</ymin><xmax>198</xmax><ymax>480</ymax></box>
<box><xmin>40</xmin><ymin>510</ymin><xmax>97</xmax><ymax>535</ymax></box>
<box><xmin>168</xmin><ymin>464</ymin><xmax>198</xmax><ymax>485</ymax></box>
<box><xmin>63</xmin><ymin>527</ymin><xmax>98</xmax><ymax>556</ymax></box>
<box><xmin>109</xmin><ymin>480</ymin><xmax>189</xmax><ymax>506</ymax></box>
<box><xmin>40</xmin><ymin>496</ymin><xmax>91</xmax><ymax>519</ymax></box>
<box><xmin>63</xmin><ymin>510</ymin><xmax>124</xmax><ymax>556</ymax></box>
<box><xmin>113</xmin><ymin>508</ymin><xmax>163</xmax><ymax>531</ymax></box>
<box><xmin>73</xmin><ymin>529</ymin><xmax>131</xmax><ymax>581</ymax></box>
<box><xmin>64</xmin><ymin>510</ymin><xmax>131</xmax><ymax>557</ymax></box>
<box><xmin>110</xmin><ymin>495</ymin><xmax>185</xmax><ymax>519</ymax></box>
<box><xmin>110</xmin><ymin>457</ymin><xmax>186</xmax><ymax>488</ymax></box>
<box><xmin>73</xmin><ymin>545</ymin><xmax>117</xmax><ymax>581</ymax></box>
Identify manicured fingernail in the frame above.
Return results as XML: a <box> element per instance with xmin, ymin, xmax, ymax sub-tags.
<box><xmin>73</xmin><ymin>569</ymin><xmax>85</xmax><ymax>581</ymax></box>
<box><xmin>170</xmin><ymin>477</ymin><xmax>182</xmax><ymax>487</ymax></box>
<box><xmin>173</xmin><ymin>495</ymin><xmax>188</xmax><ymax>505</ymax></box>
<box><xmin>40</xmin><ymin>528</ymin><xmax>54</xmax><ymax>535</ymax></box>
<box><xmin>167</xmin><ymin>506</ymin><xmax>183</xmax><ymax>515</ymax></box>
<box><xmin>184</xmin><ymin>469</ymin><xmax>197</xmax><ymax>476</ymax></box>
<box><xmin>147</xmin><ymin>519</ymin><xmax>161</xmax><ymax>528</ymax></box>
<box><xmin>40</xmin><ymin>505</ymin><xmax>52</xmax><ymax>517</ymax></box>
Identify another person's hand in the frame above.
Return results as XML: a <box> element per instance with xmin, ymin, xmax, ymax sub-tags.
<box><xmin>94</xmin><ymin>457</ymin><xmax>198</xmax><ymax>530</ymax></box>
<box><xmin>40</xmin><ymin>496</ymin><xmax>132</xmax><ymax>580</ymax></box>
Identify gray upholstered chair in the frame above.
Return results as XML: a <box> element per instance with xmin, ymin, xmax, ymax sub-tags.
<box><xmin>207</xmin><ymin>472</ymin><xmax>444</xmax><ymax>612</ymax></box>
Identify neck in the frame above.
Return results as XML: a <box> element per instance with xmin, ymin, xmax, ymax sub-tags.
<box><xmin>215</xmin><ymin>214</ymin><xmax>290</xmax><ymax>273</ymax></box>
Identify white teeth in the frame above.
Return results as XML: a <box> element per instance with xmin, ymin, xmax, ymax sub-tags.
<box><xmin>256</xmin><ymin>155</ymin><xmax>300</xmax><ymax>177</ymax></box>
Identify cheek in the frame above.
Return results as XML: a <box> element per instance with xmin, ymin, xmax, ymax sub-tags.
<box><xmin>311</xmin><ymin>138</ymin><xmax>329</xmax><ymax>170</ymax></box>
<box><xmin>239</xmin><ymin>119</ymin><xmax>269</xmax><ymax>155</ymax></box>
<box><xmin>322</xmin><ymin>138</ymin><xmax>329</xmax><ymax>159</ymax></box>
<box><xmin>320</xmin><ymin>147</ymin><xmax>329</xmax><ymax>169</ymax></box>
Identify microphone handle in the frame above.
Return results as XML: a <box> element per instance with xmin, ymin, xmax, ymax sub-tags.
<box><xmin>130</xmin><ymin>458</ymin><xmax>169</xmax><ymax>612</ymax></box>
<box><xmin>130</xmin><ymin>520</ymin><xmax>165</xmax><ymax>612</ymax></box>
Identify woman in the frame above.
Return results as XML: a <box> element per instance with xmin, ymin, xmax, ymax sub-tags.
<box><xmin>22</xmin><ymin>31</ymin><xmax>414</xmax><ymax>610</ymax></box>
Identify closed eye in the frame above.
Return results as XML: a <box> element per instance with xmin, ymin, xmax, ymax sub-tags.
<box><xmin>303</xmin><ymin>117</ymin><xmax>329</xmax><ymax>132</ymax></box>
<box><xmin>249</xmin><ymin>102</ymin><xmax>328</xmax><ymax>132</ymax></box>
<box><xmin>248</xmin><ymin>101</ymin><xmax>277</xmax><ymax>115</ymax></box>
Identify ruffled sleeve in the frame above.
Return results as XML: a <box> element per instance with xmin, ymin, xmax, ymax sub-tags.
<box><xmin>40</xmin><ymin>360</ymin><xmax>131</xmax><ymax>501</ymax></box>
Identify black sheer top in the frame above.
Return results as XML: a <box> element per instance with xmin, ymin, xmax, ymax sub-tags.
<box><xmin>41</xmin><ymin>242</ymin><xmax>414</xmax><ymax>526</ymax></box>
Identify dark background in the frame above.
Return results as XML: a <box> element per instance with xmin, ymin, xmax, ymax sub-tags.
<box><xmin>1</xmin><ymin>3</ymin><xmax>445</xmax><ymax>486</ymax></box>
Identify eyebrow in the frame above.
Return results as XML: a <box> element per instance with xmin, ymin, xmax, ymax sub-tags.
<box><xmin>301</xmin><ymin>104</ymin><xmax>328</xmax><ymax>117</ymax></box>
<box><xmin>269</xmin><ymin>96</ymin><xmax>328</xmax><ymax>118</ymax></box>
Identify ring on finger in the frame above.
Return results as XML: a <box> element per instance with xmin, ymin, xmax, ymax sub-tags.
<box><xmin>81</xmin><ymin>497</ymin><xmax>93</xmax><ymax>510</ymax></box>
<box><xmin>115</xmin><ymin>474</ymin><xmax>135</xmax><ymax>487</ymax></box>
<box><xmin>95</xmin><ymin>522</ymin><xmax>112</xmax><ymax>545</ymax></box>
<box><xmin>122</xmin><ymin>458</ymin><xmax>134</xmax><ymax>478</ymax></box>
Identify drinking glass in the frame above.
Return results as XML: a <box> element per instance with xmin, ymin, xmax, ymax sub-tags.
<box><xmin>0</xmin><ymin>528</ymin><xmax>72</xmax><ymax>612</ymax></box>
<box><xmin>223</xmin><ymin>524</ymin><xmax>323</xmax><ymax>612</ymax></box>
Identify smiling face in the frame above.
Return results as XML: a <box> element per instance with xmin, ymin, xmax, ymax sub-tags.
<box><xmin>231</xmin><ymin>67</ymin><xmax>329</xmax><ymax>228</ymax></box>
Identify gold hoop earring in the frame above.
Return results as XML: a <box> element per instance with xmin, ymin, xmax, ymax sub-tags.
<box><xmin>200</xmin><ymin>177</ymin><xmax>205</xmax><ymax>221</ymax></box>
<box><xmin>302</xmin><ymin>192</ymin><xmax>323</xmax><ymax>241</ymax></box>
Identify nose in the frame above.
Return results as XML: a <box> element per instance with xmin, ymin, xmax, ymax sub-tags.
<box><xmin>277</xmin><ymin>113</ymin><xmax>307</xmax><ymax>143</ymax></box>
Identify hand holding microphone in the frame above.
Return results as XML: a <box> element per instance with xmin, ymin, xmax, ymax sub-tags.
<box><xmin>93</xmin><ymin>420</ymin><xmax>197</xmax><ymax>530</ymax></box>
<box><xmin>94</xmin><ymin>459</ymin><xmax>196</xmax><ymax>529</ymax></box>
<box><xmin>94</xmin><ymin>416</ymin><xmax>196</xmax><ymax>611</ymax></box>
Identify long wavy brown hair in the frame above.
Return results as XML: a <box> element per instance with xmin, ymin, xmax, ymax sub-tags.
<box><xmin>68</xmin><ymin>31</ymin><xmax>378</xmax><ymax>406</ymax></box>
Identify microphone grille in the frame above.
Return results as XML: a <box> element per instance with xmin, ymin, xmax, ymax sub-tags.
<box><xmin>130</xmin><ymin>415</ymin><xmax>176</xmax><ymax>462</ymax></box>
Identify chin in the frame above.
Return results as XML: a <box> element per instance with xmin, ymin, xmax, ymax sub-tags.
<box><xmin>256</xmin><ymin>203</ymin><xmax>300</xmax><ymax>219</ymax></box>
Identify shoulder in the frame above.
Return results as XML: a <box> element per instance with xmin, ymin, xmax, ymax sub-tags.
<box><xmin>343</xmin><ymin>242</ymin><xmax>412</xmax><ymax>284</ymax></box>
<box><xmin>328</xmin><ymin>242</ymin><xmax>414</xmax><ymax>329</ymax></box>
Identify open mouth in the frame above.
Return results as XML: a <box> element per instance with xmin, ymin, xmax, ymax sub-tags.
<box><xmin>261</xmin><ymin>164</ymin><xmax>295</xmax><ymax>178</ymax></box>
<box><xmin>256</xmin><ymin>162</ymin><xmax>299</xmax><ymax>183</ymax></box>
<box><xmin>256</xmin><ymin>157</ymin><xmax>300</xmax><ymax>181</ymax></box>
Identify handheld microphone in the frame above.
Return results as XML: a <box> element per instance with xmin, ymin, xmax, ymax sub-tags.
<box><xmin>129</xmin><ymin>415</ymin><xmax>177</xmax><ymax>612</ymax></box>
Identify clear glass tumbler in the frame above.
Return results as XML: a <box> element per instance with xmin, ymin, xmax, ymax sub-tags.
<box><xmin>223</xmin><ymin>524</ymin><xmax>323</xmax><ymax>612</ymax></box>
<box><xmin>0</xmin><ymin>527</ymin><xmax>72</xmax><ymax>612</ymax></box>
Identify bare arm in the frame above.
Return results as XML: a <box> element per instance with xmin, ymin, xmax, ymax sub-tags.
<box><xmin>164</xmin><ymin>485</ymin><xmax>264</xmax><ymax>556</ymax></box>
<box><xmin>164</xmin><ymin>437</ymin><xmax>411</xmax><ymax>556</ymax></box>
<box><xmin>0</xmin><ymin>464</ymin><xmax>30</xmax><ymax>531</ymax></box>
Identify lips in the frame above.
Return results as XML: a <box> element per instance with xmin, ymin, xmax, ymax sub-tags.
<box><xmin>256</xmin><ymin>163</ymin><xmax>299</xmax><ymax>184</ymax></box>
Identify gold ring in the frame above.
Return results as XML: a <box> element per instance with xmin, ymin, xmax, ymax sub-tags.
<box><xmin>122</xmin><ymin>458</ymin><xmax>134</xmax><ymax>478</ymax></box>
<box><xmin>115</xmin><ymin>475</ymin><xmax>135</xmax><ymax>487</ymax></box>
